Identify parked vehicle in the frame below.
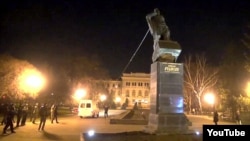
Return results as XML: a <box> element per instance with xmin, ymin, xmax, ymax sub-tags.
<box><xmin>78</xmin><ymin>100</ymin><xmax>99</xmax><ymax>118</ymax></box>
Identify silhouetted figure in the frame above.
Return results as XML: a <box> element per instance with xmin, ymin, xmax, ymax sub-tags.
<box><xmin>50</xmin><ymin>104</ymin><xmax>55</xmax><ymax>123</ymax></box>
<box><xmin>38</xmin><ymin>103</ymin><xmax>48</xmax><ymax>131</ymax></box>
<box><xmin>16</xmin><ymin>103</ymin><xmax>23</xmax><ymax>127</ymax></box>
<box><xmin>21</xmin><ymin>103</ymin><xmax>28</xmax><ymax>126</ymax></box>
<box><xmin>2</xmin><ymin>104</ymin><xmax>16</xmax><ymax>134</ymax></box>
<box><xmin>32</xmin><ymin>103</ymin><xmax>39</xmax><ymax>124</ymax></box>
<box><xmin>1</xmin><ymin>103</ymin><xmax>8</xmax><ymax>125</ymax></box>
<box><xmin>133</xmin><ymin>102</ymin><xmax>138</xmax><ymax>110</ymax></box>
<box><xmin>236</xmin><ymin>110</ymin><xmax>241</xmax><ymax>125</ymax></box>
<box><xmin>51</xmin><ymin>104</ymin><xmax>59</xmax><ymax>123</ymax></box>
<box><xmin>104</xmin><ymin>105</ymin><xmax>109</xmax><ymax>118</ymax></box>
<box><xmin>28</xmin><ymin>103</ymin><xmax>34</xmax><ymax>122</ymax></box>
<box><xmin>213</xmin><ymin>110</ymin><xmax>219</xmax><ymax>125</ymax></box>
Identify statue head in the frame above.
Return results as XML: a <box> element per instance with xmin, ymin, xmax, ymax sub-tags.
<box><xmin>154</xmin><ymin>8</ymin><xmax>160</xmax><ymax>15</ymax></box>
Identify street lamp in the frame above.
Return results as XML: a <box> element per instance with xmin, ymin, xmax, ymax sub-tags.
<box><xmin>204</xmin><ymin>93</ymin><xmax>215</xmax><ymax>105</ymax></box>
<box><xmin>100</xmin><ymin>94</ymin><xmax>107</xmax><ymax>102</ymax></box>
<box><xmin>204</xmin><ymin>92</ymin><xmax>215</xmax><ymax>112</ymax></box>
<box><xmin>115</xmin><ymin>97</ymin><xmax>121</xmax><ymax>103</ymax></box>
<box><xmin>99</xmin><ymin>94</ymin><xmax>107</xmax><ymax>108</ymax></box>
<box><xmin>74</xmin><ymin>88</ymin><xmax>86</xmax><ymax>101</ymax></box>
<box><xmin>19</xmin><ymin>69</ymin><xmax>46</xmax><ymax>99</ymax></box>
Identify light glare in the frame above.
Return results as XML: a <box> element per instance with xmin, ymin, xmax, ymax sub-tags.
<box><xmin>88</xmin><ymin>130</ymin><xmax>95</xmax><ymax>136</ymax></box>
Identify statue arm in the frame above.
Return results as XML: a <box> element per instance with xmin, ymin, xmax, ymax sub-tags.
<box><xmin>146</xmin><ymin>12</ymin><xmax>157</xmax><ymax>21</ymax></box>
<box><xmin>146</xmin><ymin>12</ymin><xmax>157</xmax><ymax>36</ymax></box>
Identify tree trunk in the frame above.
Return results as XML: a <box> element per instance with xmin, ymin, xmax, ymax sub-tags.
<box><xmin>197</xmin><ymin>95</ymin><xmax>202</xmax><ymax>113</ymax></box>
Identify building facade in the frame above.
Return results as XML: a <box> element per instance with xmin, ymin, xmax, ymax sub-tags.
<box><xmin>121</xmin><ymin>73</ymin><xmax>150</xmax><ymax>109</ymax></box>
<box><xmin>91</xmin><ymin>72</ymin><xmax>150</xmax><ymax>109</ymax></box>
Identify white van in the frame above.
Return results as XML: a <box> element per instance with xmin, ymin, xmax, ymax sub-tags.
<box><xmin>78</xmin><ymin>100</ymin><xmax>99</xmax><ymax>118</ymax></box>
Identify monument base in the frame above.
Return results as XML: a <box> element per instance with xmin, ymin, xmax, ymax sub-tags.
<box><xmin>144</xmin><ymin>113</ymin><xmax>189</xmax><ymax>134</ymax></box>
<box><xmin>153</xmin><ymin>40</ymin><xmax>182</xmax><ymax>63</ymax></box>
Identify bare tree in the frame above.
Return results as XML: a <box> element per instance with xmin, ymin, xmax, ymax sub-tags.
<box><xmin>0</xmin><ymin>54</ymin><xmax>39</xmax><ymax>100</ymax></box>
<box><xmin>241</xmin><ymin>24</ymin><xmax>250</xmax><ymax>72</ymax></box>
<box><xmin>184</xmin><ymin>54</ymin><xmax>219</xmax><ymax>113</ymax></box>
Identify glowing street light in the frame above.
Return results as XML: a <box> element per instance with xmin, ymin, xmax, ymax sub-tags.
<box><xmin>204</xmin><ymin>93</ymin><xmax>215</xmax><ymax>105</ymax></box>
<box><xmin>19</xmin><ymin>68</ymin><xmax>46</xmax><ymax>99</ymax></box>
<box><xmin>74</xmin><ymin>88</ymin><xmax>86</xmax><ymax>100</ymax></box>
<box><xmin>115</xmin><ymin>97</ymin><xmax>121</xmax><ymax>103</ymax></box>
<box><xmin>100</xmin><ymin>94</ymin><xmax>107</xmax><ymax>102</ymax></box>
<box><xmin>204</xmin><ymin>92</ymin><xmax>216</xmax><ymax>113</ymax></box>
<box><xmin>246</xmin><ymin>82</ymin><xmax>250</xmax><ymax>97</ymax></box>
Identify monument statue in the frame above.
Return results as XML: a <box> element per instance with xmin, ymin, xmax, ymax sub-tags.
<box><xmin>146</xmin><ymin>8</ymin><xmax>170</xmax><ymax>41</ymax></box>
<box><xmin>146</xmin><ymin>8</ymin><xmax>181</xmax><ymax>63</ymax></box>
<box><xmin>144</xmin><ymin>8</ymin><xmax>190</xmax><ymax>134</ymax></box>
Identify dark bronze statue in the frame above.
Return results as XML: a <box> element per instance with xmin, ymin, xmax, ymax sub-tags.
<box><xmin>146</xmin><ymin>8</ymin><xmax>181</xmax><ymax>63</ymax></box>
<box><xmin>146</xmin><ymin>8</ymin><xmax>170</xmax><ymax>41</ymax></box>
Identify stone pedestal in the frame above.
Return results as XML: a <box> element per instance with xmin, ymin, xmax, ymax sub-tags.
<box><xmin>152</xmin><ymin>40</ymin><xmax>182</xmax><ymax>63</ymax></box>
<box><xmin>144</xmin><ymin>62</ymin><xmax>189</xmax><ymax>134</ymax></box>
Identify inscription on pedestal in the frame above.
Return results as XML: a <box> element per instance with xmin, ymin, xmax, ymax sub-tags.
<box><xmin>150</xmin><ymin>62</ymin><xmax>184</xmax><ymax>114</ymax></box>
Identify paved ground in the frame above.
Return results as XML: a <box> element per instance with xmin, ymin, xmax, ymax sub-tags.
<box><xmin>187</xmin><ymin>114</ymin><xmax>236</xmax><ymax>133</ymax></box>
<box><xmin>0</xmin><ymin>111</ymin><xmax>236</xmax><ymax>141</ymax></box>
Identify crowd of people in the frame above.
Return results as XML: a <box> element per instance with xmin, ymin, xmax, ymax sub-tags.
<box><xmin>0</xmin><ymin>102</ymin><xmax>59</xmax><ymax>134</ymax></box>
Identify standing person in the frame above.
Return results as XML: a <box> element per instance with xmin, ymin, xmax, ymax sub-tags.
<box><xmin>104</xmin><ymin>105</ymin><xmax>109</xmax><ymax>118</ymax></box>
<box><xmin>16</xmin><ymin>103</ymin><xmax>23</xmax><ymax>127</ymax></box>
<box><xmin>1</xmin><ymin>103</ymin><xmax>8</xmax><ymax>125</ymax></box>
<box><xmin>213</xmin><ymin>110</ymin><xmax>219</xmax><ymax>125</ymax></box>
<box><xmin>28</xmin><ymin>103</ymin><xmax>34</xmax><ymax>122</ymax></box>
<box><xmin>50</xmin><ymin>104</ymin><xmax>55</xmax><ymax>123</ymax></box>
<box><xmin>38</xmin><ymin>103</ymin><xmax>48</xmax><ymax>131</ymax></box>
<box><xmin>236</xmin><ymin>110</ymin><xmax>242</xmax><ymax>125</ymax></box>
<box><xmin>32</xmin><ymin>103</ymin><xmax>39</xmax><ymax>124</ymax></box>
<box><xmin>2</xmin><ymin>104</ymin><xmax>16</xmax><ymax>134</ymax></box>
<box><xmin>21</xmin><ymin>103</ymin><xmax>28</xmax><ymax>126</ymax></box>
<box><xmin>51</xmin><ymin>104</ymin><xmax>59</xmax><ymax>124</ymax></box>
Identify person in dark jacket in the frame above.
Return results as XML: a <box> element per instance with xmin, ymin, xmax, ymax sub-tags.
<box><xmin>1</xmin><ymin>103</ymin><xmax>8</xmax><ymax>125</ymax></box>
<box><xmin>213</xmin><ymin>110</ymin><xmax>219</xmax><ymax>125</ymax></box>
<box><xmin>16</xmin><ymin>103</ymin><xmax>23</xmax><ymax>127</ymax></box>
<box><xmin>51</xmin><ymin>104</ymin><xmax>59</xmax><ymax>124</ymax></box>
<box><xmin>104</xmin><ymin>105</ymin><xmax>109</xmax><ymax>118</ymax></box>
<box><xmin>32</xmin><ymin>103</ymin><xmax>39</xmax><ymax>124</ymax></box>
<box><xmin>21</xmin><ymin>103</ymin><xmax>29</xmax><ymax>126</ymax></box>
<box><xmin>38</xmin><ymin>103</ymin><xmax>48</xmax><ymax>131</ymax></box>
<box><xmin>236</xmin><ymin>110</ymin><xmax>242</xmax><ymax>125</ymax></box>
<box><xmin>2</xmin><ymin>104</ymin><xmax>16</xmax><ymax>134</ymax></box>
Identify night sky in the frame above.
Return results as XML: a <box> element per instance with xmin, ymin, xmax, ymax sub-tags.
<box><xmin>0</xmin><ymin>0</ymin><xmax>250</xmax><ymax>78</ymax></box>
